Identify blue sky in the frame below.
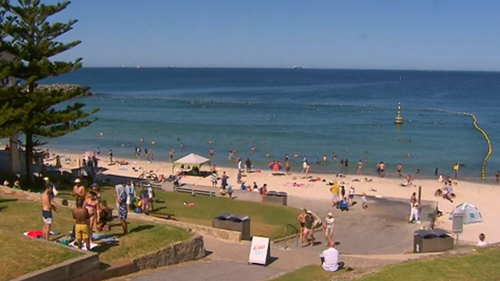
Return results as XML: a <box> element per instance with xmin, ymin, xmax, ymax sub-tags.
<box><xmin>45</xmin><ymin>0</ymin><xmax>500</xmax><ymax>70</ymax></box>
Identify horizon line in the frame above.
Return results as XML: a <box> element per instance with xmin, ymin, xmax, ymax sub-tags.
<box><xmin>79</xmin><ymin>66</ymin><xmax>500</xmax><ymax>73</ymax></box>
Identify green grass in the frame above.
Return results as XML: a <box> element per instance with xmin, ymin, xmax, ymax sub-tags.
<box><xmin>270</xmin><ymin>265</ymin><xmax>346</xmax><ymax>281</ymax></box>
<box><xmin>0</xmin><ymin>196</ymin><xmax>191</xmax><ymax>269</ymax></box>
<box><xmin>0</xmin><ymin>229</ymin><xmax>81</xmax><ymax>281</ymax></box>
<box><xmin>57</xmin><ymin>186</ymin><xmax>302</xmax><ymax>240</ymax></box>
<box><xmin>356</xmin><ymin>247</ymin><xmax>500</xmax><ymax>281</ymax></box>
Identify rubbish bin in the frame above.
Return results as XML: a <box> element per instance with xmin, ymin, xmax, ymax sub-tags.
<box><xmin>266</xmin><ymin>190</ymin><xmax>288</xmax><ymax>206</ymax></box>
<box><xmin>212</xmin><ymin>213</ymin><xmax>251</xmax><ymax>240</ymax></box>
<box><xmin>413</xmin><ymin>229</ymin><xmax>453</xmax><ymax>253</ymax></box>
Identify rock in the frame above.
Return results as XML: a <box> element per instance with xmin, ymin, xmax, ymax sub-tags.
<box><xmin>29</xmin><ymin>84</ymin><xmax>94</xmax><ymax>97</ymax></box>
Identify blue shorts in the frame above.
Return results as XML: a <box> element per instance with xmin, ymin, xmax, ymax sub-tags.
<box><xmin>42</xmin><ymin>210</ymin><xmax>53</xmax><ymax>225</ymax></box>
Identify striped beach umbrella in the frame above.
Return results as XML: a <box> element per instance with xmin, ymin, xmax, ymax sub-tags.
<box><xmin>268</xmin><ymin>161</ymin><xmax>283</xmax><ymax>171</ymax></box>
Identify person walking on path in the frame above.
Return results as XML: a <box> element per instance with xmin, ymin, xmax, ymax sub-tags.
<box><xmin>324</xmin><ymin>212</ymin><xmax>335</xmax><ymax>243</ymax></box>
<box><xmin>303</xmin><ymin>210</ymin><xmax>315</xmax><ymax>246</ymax></box>
<box><xmin>42</xmin><ymin>185</ymin><xmax>56</xmax><ymax>240</ymax></box>
<box><xmin>329</xmin><ymin>183</ymin><xmax>340</xmax><ymax>208</ymax></box>
<box><xmin>320</xmin><ymin>241</ymin><xmax>345</xmax><ymax>272</ymax></box>
<box><xmin>211</xmin><ymin>171</ymin><xmax>218</xmax><ymax>187</ymax></box>
<box><xmin>297</xmin><ymin>209</ymin><xmax>307</xmax><ymax>243</ymax></box>
<box><xmin>114</xmin><ymin>184</ymin><xmax>128</xmax><ymax>235</ymax></box>
<box><xmin>260</xmin><ymin>183</ymin><xmax>268</xmax><ymax>202</ymax></box>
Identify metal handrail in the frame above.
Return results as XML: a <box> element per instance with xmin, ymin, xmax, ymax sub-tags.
<box><xmin>283</xmin><ymin>223</ymin><xmax>300</xmax><ymax>249</ymax></box>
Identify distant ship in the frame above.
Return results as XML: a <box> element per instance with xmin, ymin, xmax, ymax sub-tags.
<box><xmin>293</xmin><ymin>65</ymin><xmax>305</xmax><ymax>70</ymax></box>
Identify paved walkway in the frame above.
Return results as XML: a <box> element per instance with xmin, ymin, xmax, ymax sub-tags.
<box><xmin>106</xmin><ymin>179</ymin><xmax>436</xmax><ymax>281</ymax></box>
<box><xmin>110</xmin><ymin>235</ymin><xmax>430</xmax><ymax>281</ymax></box>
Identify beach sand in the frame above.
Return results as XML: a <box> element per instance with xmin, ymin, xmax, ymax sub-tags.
<box><xmin>48</xmin><ymin>149</ymin><xmax>499</xmax><ymax>245</ymax></box>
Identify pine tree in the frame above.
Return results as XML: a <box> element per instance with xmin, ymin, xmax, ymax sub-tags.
<box><xmin>1</xmin><ymin>0</ymin><xmax>98</xmax><ymax>184</ymax></box>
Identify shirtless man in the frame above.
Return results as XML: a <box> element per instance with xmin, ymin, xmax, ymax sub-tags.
<box><xmin>73</xmin><ymin>178</ymin><xmax>87</xmax><ymax>204</ymax></box>
<box><xmin>73</xmin><ymin>198</ymin><xmax>90</xmax><ymax>250</ymax></box>
<box><xmin>42</xmin><ymin>185</ymin><xmax>56</xmax><ymax>240</ymax></box>
<box><xmin>297</xmin><ymin>209</ymin><xmax>307</xmax><ymax>243</ymax></box>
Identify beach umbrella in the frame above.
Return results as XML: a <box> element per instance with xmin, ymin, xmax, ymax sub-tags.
<box><xmin>268</xmin><ymin>161</ymin><xmax>283</xmax><ymax>171</ymax></box>
<box><xmin>449</xmin><ymin>203</ymin><xmax>483</xmax><ymax>224</ymax></box>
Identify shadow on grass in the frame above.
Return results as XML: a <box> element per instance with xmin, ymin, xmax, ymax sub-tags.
<box><xmin>0</xmin><ymin>206</ymin><xmax>7</xmax><ymax>212</ymax></box>
<box><xmin>129</xmin><ymin>224</ymin><xmax>155</xmax><ymax>234</ymax></box>
<box><xmin>0</xmin><ymin>198</ymin><xmax>18</xmax><ymax>203</ymax></box>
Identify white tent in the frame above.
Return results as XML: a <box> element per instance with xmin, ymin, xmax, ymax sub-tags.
<box><xmin>172</xmin><ymin>153</ymin><xmax>211</xmax><ymax>174</ymax></box>
<box><xmin>449</xmin><ymin>203</ymin><xmax>483</xmax><ymax>225</ymax></box>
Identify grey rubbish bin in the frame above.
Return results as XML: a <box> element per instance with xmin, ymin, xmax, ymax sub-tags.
<box><xmin>212</xmin><ymin>213</ymin><xmax>251</xmax><ymax>240</ymax></box>
<box><xmin>266</xmin><ymin>190</ymin><xmax>288</xmax><ymax>206</ymax></box>
<box><xmin>413</xmin><ymin>229</ymin><xmax>453</xmax><ymax>253</ymax></box>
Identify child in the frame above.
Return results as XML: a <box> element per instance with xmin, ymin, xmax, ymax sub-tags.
<box><xmin>362</xmin><ymin>193</ymin><xmax>368</xmax><ymax>209</ymax></box>
<box><xmin>324</xmin><ymin>212</ymin><xmax>335</xmax><ymax>243</ymax></box>
<box><xmin>348</xmin><ymin>186</ymin><xmax>355</xmax><ymax>206</ymax></box>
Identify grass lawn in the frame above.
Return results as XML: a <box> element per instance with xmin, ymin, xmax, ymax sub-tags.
<box><xmin>0</xmin><ymin>196</ymin><xmax>191</xmax><ymax>268</ymax></box>
<box><xmin>0</xmin><ymin>229</ymin><xmax>81</xmax><ymax>281</ymax></box>
<box><xmin>57</xmin><ymin>186</ymin><xmax>302</xmax><ymax>240</ymax></box>
<box><xmin>270</xmin><ymin>265</ymin><xmax>347</xmax><ymax>281</ymax></box>
<box><xmin>356</xmin><ymin>247</ymin><xmax>500</xmax><ymax>281</ymax></box>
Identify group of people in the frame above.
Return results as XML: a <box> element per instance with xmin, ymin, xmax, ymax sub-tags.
<box><xmin>329</xmin><ymin>182</ymin><xmax>365</xmax><ymax>211</ymax></box>
<box><xmin>211</xmin><ymin>167</ymin><xmax>268</xmax><ymax>202</ymax></box>
<box><xmin>135</xmin><ymin>146</ymin><xmax>155</xmax><ymax>163</ymax></box>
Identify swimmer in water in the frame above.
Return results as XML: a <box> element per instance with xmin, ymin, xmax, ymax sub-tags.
<box><xmin>332</xmin><ymin>152</ymin><xmax>337</xmax><ymax>161</ymax></box>
<box><xmin>251</xmin><ymin>146</ymin><xmax>256</xmax><ymax>152</ymax></box>
<box><xmin>265</xmin><ymin>152</ymin><xmax>270</xmax><ymax>158</ymax></box>
<box><xmin>99</xmin><ymin>131</ymin><xmax>104</xmax><ymax>138</ymax></box>
<box><xmin>151</xmin><ymin>140</ymin><xmax>156</xmax><ymax>146</ymax></box>
<box><xmin>406</xmin><ymin>153</ymin><xmax>410</xmax><ymax>158</ymax></box>
<box><xmin>210</xmin><ymin>148</ymin><xmax>214</xmax><ymax>156</ymax></box>
<box><xmin>294</xmin><ymin>153</ymin><xmax>299</xmax><ymax>159</ymax></box>
<box><xmin>180</xmin><ymin>142</ymin><xmax>184</xmax><ymax>149</ymax></box>
<box><xmin>139</xmin><ymin>138</ymin><xmax>144</xmax><ymax>143</ymax></box>
<box><xmin>262</xmin><ymin>139</ymin><xmax>266</xmax><ymax>143</ymax></box>
<box><xmin>207</xmin><ymin>139</ymin><xmax>214</xmax><ymax>145</ymax></box>
<box><xmin>322</xmin><ymin>155</ymin><xmax>327</xmax><ymax>162</ymax></box>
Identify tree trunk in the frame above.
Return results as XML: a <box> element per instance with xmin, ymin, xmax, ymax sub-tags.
<box><xmin>25</xmin><ymin>131</ymin><xmax>34</xmax><ymax>185</ymax></box>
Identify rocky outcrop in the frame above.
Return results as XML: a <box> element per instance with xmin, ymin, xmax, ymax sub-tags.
<box><xmin>132</xmin><ymin>234</ymin><xmax>205</xmax><ymax>270</ymax></box>
<box><xmin>33</xmin><ymin>84</ymin><xmax>93</xmax><ymax>97</ymax></box>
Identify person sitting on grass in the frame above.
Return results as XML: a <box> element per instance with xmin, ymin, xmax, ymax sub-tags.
<box><xmin>320</xmin><ymin>240</ymin><xmax>345</xmax><ymax>272</ymax></box>
<box><xmin>73</xmin><ymin>198</ymin><xmax>90</xmax><ymax>250</ymax></box>
<box><xmin>477</xmin><ymin>233</ymin><xmax>488</xmax><ymax>247</ymax></box>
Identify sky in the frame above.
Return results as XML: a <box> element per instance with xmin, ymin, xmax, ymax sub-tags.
<box><xmin>41</xmin><ymin>0</ymin><xmax>500</xmax><ymax>71</ymax></box>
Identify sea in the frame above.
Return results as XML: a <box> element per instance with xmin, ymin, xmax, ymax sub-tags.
<box><xmin>40</xmin><ymin>68</ymin><xmax>500</xmax><ymax>181</ymax></box>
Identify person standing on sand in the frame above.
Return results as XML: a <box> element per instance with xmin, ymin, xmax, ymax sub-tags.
<box><xmin>379</xmin><ymin>162</ymin><xmax>386</xmax><ymax>177</ymax></box>
<box><xmin>245</xmin><ymin>158</ymin><xmax>252</xmax><ymax>173</ymax></box>
<box><xmin>495</xmin><ymin>171</ymin><xmax>499</xmax><ymax>183</ymax></box>
<box><xmin>285</xmin><ymin>159</ymin><xmax>291</xmax><ymax>175</ymax></box>
<box><xmin>357</xmin><ymin>160</ymin><xmax>363</xmax><ymax>175</ymax></box>
<box><xmin>108</xmin><ymin>149</ymin><xmax>113</xmax><ymax>163</ymax></box>
<box><xmin>302</xmin><ymin>158</ymin><xmax>308</xmax><ymax>173</ymax></box>
<box><xmin>237</xmin><ymin>158</ymin><xmax>242</xmax><ymax>171</ymax></box>
<box><xmin>397</xmin><ymin>164</ymin><xmax>403</xmax><ymax>177</ymax></box>
<box><xmin>297</xmin><ymin>209</ymin><xmax>307</xmax><ymax>243</ymax></box>
<box><xmin>42</xmin><ymin>185</ymin><xmax>56</xmax><ymax>240</ymax></box>
<box><xmin>211</xmin><ymin>171</ymin><xmax>218</xmax><ymax>187</ymax></box>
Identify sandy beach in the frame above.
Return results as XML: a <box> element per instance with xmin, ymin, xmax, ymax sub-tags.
<box><xmin>47</xmin><ymin>148</ymin><xmax>499</xmax><ymax>245</ymax></box>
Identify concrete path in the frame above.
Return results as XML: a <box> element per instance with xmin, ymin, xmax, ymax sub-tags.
<box><xmin>105</xmin><ymin>179</ymin><xmax>436</xmax><ymax>281</ymax></box>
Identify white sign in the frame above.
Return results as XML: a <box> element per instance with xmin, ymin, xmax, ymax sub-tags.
<box><xmin>248</xmin><ymin>236</ymin><xmax>270</xmax><ymax>265</ymax></box>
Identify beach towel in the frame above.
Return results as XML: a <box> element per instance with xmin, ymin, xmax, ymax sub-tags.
<box><xmin>69</xmin><ymin>241</ymin><xmax>99</xmax><ymax>250</ymax></box>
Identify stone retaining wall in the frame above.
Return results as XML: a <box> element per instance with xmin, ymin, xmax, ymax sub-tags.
<box><xmin>11</xmin><ymin>239</ymin><xmax>99</xmax><ymax>281</ymax></box>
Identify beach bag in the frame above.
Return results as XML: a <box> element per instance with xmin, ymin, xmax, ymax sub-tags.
<box><xmin>339</xmin><ymin>201</ymin><xmax>349</xmax><ymax>211</ymax></box>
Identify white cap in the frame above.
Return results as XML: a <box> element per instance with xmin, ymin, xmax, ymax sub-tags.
<box><xmin>306</xmin><ymin>210</ymin><xmax>312</xmax><ymax>214</ymax></box>
<box><xmin>43</xmin><ymin>177</ymin><xmax>49</xmax><ymax>181</ymax></box>
<box><xmin>74</xmin><ymin>178</ymin><xmax>81</xmax><ymax>183</ymax></box>
<box><xmin>327</xmin><ymin>212</ymin><xmax>333</xmax><ymax>216</ymax></box>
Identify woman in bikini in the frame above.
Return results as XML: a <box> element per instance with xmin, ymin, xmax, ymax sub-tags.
<box><xmin>85</xmin><ymin>192</ymin><xmax>100</xmax><ymax>233</ymax></box>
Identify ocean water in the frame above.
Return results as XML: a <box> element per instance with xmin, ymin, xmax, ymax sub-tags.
<box><xmin>42</xmin><ymin>68</ymin><xmax>500</xmax><ymax>180</ymax></box>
